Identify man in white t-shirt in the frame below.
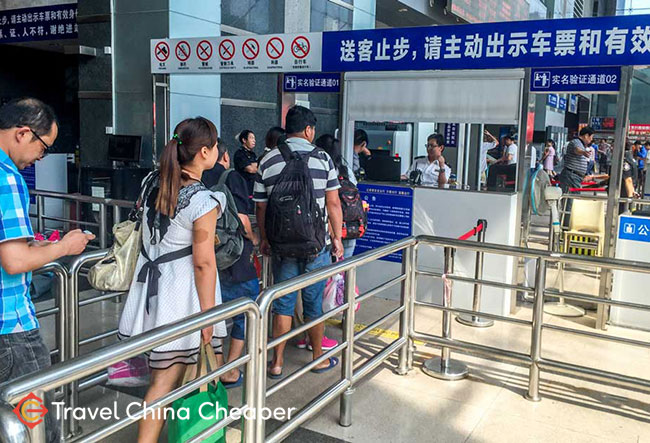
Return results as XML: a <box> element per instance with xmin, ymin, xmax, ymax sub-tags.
<box><xmin>403</xmin><ymin>133</ymin><xmax>451</xmax><ymax>187</ymax></box>
<box><xmin>496</xmin><ymin>134</ymin><xmax>518</xmax><ymax>165</ymax></box>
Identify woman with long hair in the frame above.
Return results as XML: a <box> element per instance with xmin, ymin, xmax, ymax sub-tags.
<box><xmin>118</xmin><ymin>117</ymin><xmax>228</xmax><ymax>443</ymax></box>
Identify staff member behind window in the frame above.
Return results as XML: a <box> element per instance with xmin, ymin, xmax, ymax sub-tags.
<box><xmin>495</xmin><ymin>134</ymin><xmax>518</xmax><ymax>165</ymax></box>
<box><xmin>402</xmin><ymin>133</ymin><xmax>451</xmax><ymax>187</ymax></box>
<box><xmin>233</xmin><ymin>129</ymin><xmax>257</xmax><ymax>211</ymax></box>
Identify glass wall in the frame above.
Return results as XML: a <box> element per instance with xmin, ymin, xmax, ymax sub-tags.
<box><xmin>311</xmin><ymin>0</ymin><xmax>353</xmax><ymax>32</ymax></box>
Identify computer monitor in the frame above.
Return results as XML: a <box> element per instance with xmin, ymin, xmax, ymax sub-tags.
<box><xmin>364</xmin><ymin>155</ymin><xmax>402</xmax><ymax>182</ymax></box>
<box><xmin>108</xmin><ymin>135</ymin><xmax>142</xmax><ymax>162</ymax></box>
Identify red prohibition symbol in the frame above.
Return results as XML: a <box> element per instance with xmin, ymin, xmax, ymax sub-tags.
<box><xmin>219</xmin><ymin>39</ymin><xmax>235</xmax><ymax>60</ymax></box>
<box><xmin>197</xmin><ymin>40</ymin><xmax>213</xmax><ymax>61</ymax></box>
<box><xmin>291</xmin><ymin>36</ymin><xmax>310</xmax><ymax>59</ymax></box>
<box><xmin>243</xmin><ymin>38</ymin><xmax>260</xmax><ymax>60</ymax></box>
<box><xmin>175</xmin><ymin>40</ymin><xmax>191</xmax><ymax>62</ymax></box>
<box><xmin>266</xmin><ymin>37</ymin><xmax>284</xmax><ymax>59</ymax></box>
<box><xmin>154</xmin><ymin>41</ymin><xmax>170</xmax><ymax>62</ymax></box>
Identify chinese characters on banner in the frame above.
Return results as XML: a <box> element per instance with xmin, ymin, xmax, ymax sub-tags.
<box><xmin>629</xmin><ymin>124</ymin><xmax>650</xmax><ymax>136</ymax></box>
<box><xmin>0</xmin><ymin>3</ymin><xmax>77</xmax><ymax>43</ymax></box>
<box><xmin>530</xmin><ymin>67</ymin><xmax>621</xmax><ymax>93</ymax></box>
<box><xmin>322</xmin><ymin>15</ymin><xmax>650</xmax><ymax>72</ymax></box>
<box><xmin>151</xmin><ymin>33</ymin><xmax>322</xmax><ymax>74</ymax></box>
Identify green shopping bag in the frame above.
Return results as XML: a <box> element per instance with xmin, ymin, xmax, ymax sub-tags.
<box><xmin>168</xmin><ymin>343</ymin><xmax>228</xmax><ymax>443</ymax></box>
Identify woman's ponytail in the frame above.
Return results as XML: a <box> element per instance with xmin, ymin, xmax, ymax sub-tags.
<box><xmin>156</xmin><ymin>138</ymin><xmax>182</xmax><ymax>217</ymax></box>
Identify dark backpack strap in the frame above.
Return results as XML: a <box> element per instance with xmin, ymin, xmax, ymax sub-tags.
<box><xmin>277</xmin><ymin>140</ymin><xmax>295</xmax><ymax>162</ymax></box>
<box><xmin>217</xmin><ymin>168</ymin><xmax>234</xmax><ymax>187</ymax></box>
<box><xmin>137</xmin><ymin>245</ymin><xmax>193</xmax><ymax>313</ymax></box>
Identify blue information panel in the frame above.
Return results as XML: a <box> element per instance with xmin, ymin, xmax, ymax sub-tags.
<box><xmin>283</xmin><ymin>73</ymin><xmax>341</xmax><ymax>93</ymax></box>
<box><xmin>322</xmin><ymin>15</ymin><xmax>650</xmax><ymax>72</ymax></box>
<box><xmin>0</xmin><ymin>3</ymin><xmax>77</xmax><ymax>43</ymax></box>
<box><xmin>619</xmin><ymin>216</ymin><xmax>650</xmax><ymax>243</ymax></box>
<box><xmin>355</xmin><ymin>184</ymin><xmax>413</xmax><ymax>263</ymax></box>
<box><xmin>558</xmin><ymin>97</ymin><xmax>567</xmax><ymax>110</ymax></box>
<box><xmin>444</xmin><ymin>124</ymin><xmax>459</xmax><ymax>148</ymax></box>
<box><xmin>531</xmin><ymin>67</ymin><xmax>621</xmax><ymax>93</ymax></box>
<box><xmin>547</xmin><ymin>94</ymin><xmax>558</xmax><ymax>108</ymax></box>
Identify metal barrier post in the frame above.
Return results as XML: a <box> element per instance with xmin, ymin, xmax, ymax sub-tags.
<box><xmin>36</xmin><ymin>195</ymin><xmax>45</xmax><ymax>234</ymax></box>
<box><xmin>112</xmin><ymin>204</ymin><xmax>121</xmax><ymax>226</ymax></box>
<box><xmin>407</xmin><ymin>243</ymin><xmax>418</xmax><ymax>371</ymax></box>
<box><xmin>397</xmin><ymin>245</ymin><xmax>414</xmax><ymax>375</ymax></box>
<box><xmin>422</xmin><ymin>247</ymin><xmax>469</xmax><ymax>380</ymax></box>
<box><xmin>339</xmin><ymin>267</ymin><xmax>357</xmax><ymax>427</ymax></box>
<box><xmin>457</xmin><ymin>220</ymin><xmax>493</xmax><ymax>328</ymax></box>
<box><xmin>99</xmin><ymin>204</ymin><xmax>107</xmax><ymax>249</ymax></box>
<box><xmin>526</xmin><ymin>257</ymin><xmax>547</xmax><ymax>402</ymax></box>
<box><xmin>242</xmin><ymin>308</ymin><xmax>260</xmax><ymax>442</ymax></box>
<box><xmin>261</xmin><ymin>255</ymin><xmax>272</xmax><ymax>289</ymax></box>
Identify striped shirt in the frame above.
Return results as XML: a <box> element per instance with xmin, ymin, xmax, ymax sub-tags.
<box><xmin>253</xmin><ymin>137</ymin><xmax>340</xmax><ymax>213</ymax></box>
<box><xmin>563</xmin><ymin>138</ymin><xmax>589</xmax><ymax>176</ymax></box>
<box><xmin>0</xmin><ymin>148</ymin><xmax>38</xmax><ymax>334</ymax></box>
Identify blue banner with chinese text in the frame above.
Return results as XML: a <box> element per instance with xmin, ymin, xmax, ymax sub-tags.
<box><xmin>0</xmin><ymin>3</ymin><xmax>77</xmax><ymax>44</ymax></box>
<box><xmin>322</xmin><ymin>15</ymin><xmax>650</xmax><ymax>72</ymax></box>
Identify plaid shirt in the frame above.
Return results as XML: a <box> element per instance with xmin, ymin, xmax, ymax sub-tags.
<box><xmin>0</xmin><ymin>148</ymin><xmax>38</xmax><ymax>334</ymax></box>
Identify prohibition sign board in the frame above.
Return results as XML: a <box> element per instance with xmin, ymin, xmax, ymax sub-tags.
<box><xmin>196</xmin><ymin>40</ymin><xmax>213</xmax><ymax>61</ymax></box>
<box><xmin>175</xmin><ymin>40</ymin><xmax>191</xmax><ymax>62</ymax></box>
<box><xmin>155</xmin><ymin>41</ymin><xmax>170</xmax><ymax>62</ymax></box>
<box><xmin>291</xmin><ymin>36</ymin><xmax>310</xmax><ymax>59</ymax></box>
<box><xmin>266</xmin><ymin>37</ymin><xmax>284</xmax><ymax>60</ymax></box>
<box><xmin>243</xmin><ymin>38</ymin><xmax>260</xmax><ymax>60</ymax></box>
<box><xmin>219</xmin><ymin>39</ymin><xmax>235</xmax><ymax>61</ymax></box>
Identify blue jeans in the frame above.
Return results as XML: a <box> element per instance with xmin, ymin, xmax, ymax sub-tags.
<box><xmin>0</xmin><ymin>329</ymin><xmax>59</xmax><ymax>443</ymax></box>
<box><xmin>221</xmin><ymin>278</ymin><xmax>259</xmax><ymax>340</ymax></box>
<box><xmin>342</xmin><ymin>239</ymin><xmax>357</xmax><ymax>260</ymax></box>
<box><xmin>272</xmin><ymin>248</ymin><xmax>331</xmax><ymax>318</ymax></box>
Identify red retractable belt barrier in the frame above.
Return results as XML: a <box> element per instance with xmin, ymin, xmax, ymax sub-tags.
<box><xmin>569</xmin><ymin>187</ymin><xmax>607</xmax><ymax>192</ymax></box>
<box><xmin>458</xmin><ymin>222</ymin><xmax>484</xmax><ymax>241</ymax></box>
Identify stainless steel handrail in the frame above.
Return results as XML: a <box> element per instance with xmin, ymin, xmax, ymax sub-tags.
<box><xmin>0</xmin><ymin>298</ymin><xmax>261</xmax><ymax>443</ymax></box>
<box><xmin>253</xmin><ymin>237</ymin><xmax>416</xmax><ymax>442</ymax></box>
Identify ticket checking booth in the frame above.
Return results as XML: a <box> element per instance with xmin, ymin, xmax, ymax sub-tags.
<box><xmin>150</xmin><ymin>14</ymin><xmax>650</xmax><ymax>323</ymax></box>
<box><xmin>340</xmin><ymin>70</ymin><xmax>527</xmax><ymax>315</ymax></box>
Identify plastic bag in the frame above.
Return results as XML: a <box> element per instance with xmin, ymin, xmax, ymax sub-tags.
<box><xmin>323</xmin><ymin>273</ymin><xmax>360</xmax><ymax>315</ymax></box>
<box><xmin>107</xmin><ymin>356</ymin><xmax>150</xmax><ymax>387</ymax></box>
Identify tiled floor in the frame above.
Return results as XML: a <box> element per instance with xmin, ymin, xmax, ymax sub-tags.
<box><xmin>31</xmin><ymin>256</ymin><xmax>650</xmax><ymax>443</ymax></box>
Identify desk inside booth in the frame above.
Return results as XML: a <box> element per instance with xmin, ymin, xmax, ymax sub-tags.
<box><xmin>354</xmin><ymin>181</ymin><xmax>519</xmax><ymax>316</ymax></box>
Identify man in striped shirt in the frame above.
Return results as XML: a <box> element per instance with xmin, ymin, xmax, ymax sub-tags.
<box><xmin>558</xmin><ymin>126</ymin><xmax>595</xmax><ymax>227</ymax></box>
<box><xmin>254</xmin><ymin>105</ymin><xmax>343</xmax><ymax>378</ymax></box>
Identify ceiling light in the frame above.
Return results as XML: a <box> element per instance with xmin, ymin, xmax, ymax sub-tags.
<box><xmin>398</xmin><ymin>7</ymin><xmax>408</xmax><ymax>12</ymax></box>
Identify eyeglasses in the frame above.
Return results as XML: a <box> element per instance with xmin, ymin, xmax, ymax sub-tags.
<box><xmin>425</xmin><ymin>143</ymin><xmax>440</xmax><ymax>149</ymax></box>
<box><xmin>30</xmin><ymin>129</ymin><xmax>51</xmax><ymax>156</ymax></box>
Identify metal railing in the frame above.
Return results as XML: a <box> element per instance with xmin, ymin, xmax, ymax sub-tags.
<box><xmin>253</xmin><ymin>238</ymin><xmax>414</xmax><ymax>443</ymax></box>
<box><xmin>29</xmin><ymin>189</ymin><xmax>133</xmax><ymax>249</ymax></box>
<box><xmin>0</xmin><ymin>298</ymin><xmax>260</xmax><ymax>443</ymax></box>
<box><xmin>2</xmin><ymin>234</ymin><xmax>650</xmax><ymax>442</ymax></box>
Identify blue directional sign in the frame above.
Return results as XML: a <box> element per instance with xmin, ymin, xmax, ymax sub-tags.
<box><xmin>355</xmin><ymin>184</ymin><xmax>413</xmax><ymax>263</ymax></box>
<box><xmin>531</xmin><ymin>67</ymin><xmax>621</xmax><ymax>93</ymax></box>
<box><xmin>558</xmin><ymin>97</ymin><xmax>567</xmax><ymax>110</ymax></box>
<box><xmin>322</xmin><ymin>15</ymin><xmax>650</xmax><ymax>72</ymax></box>
<box><xmin>283</xmin><ymin>73</ymin><xmax>341</xmax><ymax>93</ymax></box>
<box><xmin>619</xmin><ymin>216</ymin><xmax>650</xmax><ymax>243</ymax></box>
<box><xmin>547</xmin><ymin>94</ymin><xmax>558</xmax><ymax>108</ymax></box>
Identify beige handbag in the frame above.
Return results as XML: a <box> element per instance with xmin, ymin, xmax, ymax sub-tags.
<box><xmin>88</xmin><ymin>172</ymin><xmax>158</xmax><ymax>292</ymax></box>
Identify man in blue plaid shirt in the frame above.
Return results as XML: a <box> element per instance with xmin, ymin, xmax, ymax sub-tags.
<box><xmin>0</xmin><ymin>98</ymin><xmax>94</xmax><ymax>442</ymax></box>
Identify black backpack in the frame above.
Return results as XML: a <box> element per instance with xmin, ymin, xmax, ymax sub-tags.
<box><xmin>339</xmin><ymin>175</ymin><xmax>367</xmax><ymax>239</ymax></box>
<box><xmin>210</xmin><ymin>169</ymin><xmax>245</xmax><ymax>270</ymax></box>
<box><xmin>266</xmin><ymin>141</ymin><xmax>326</xmax><ymax>259</ymax></box>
